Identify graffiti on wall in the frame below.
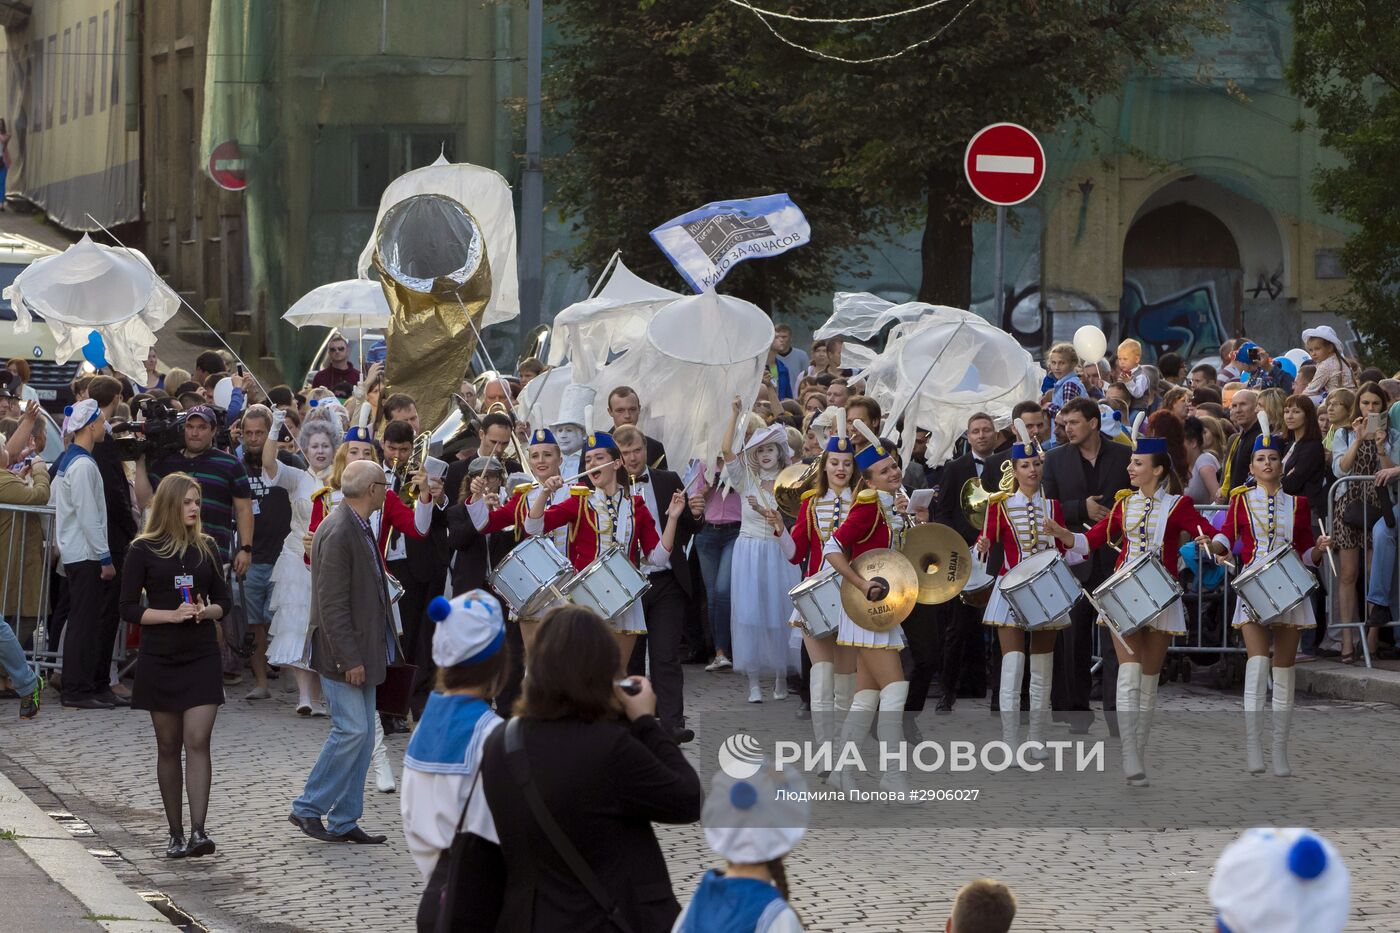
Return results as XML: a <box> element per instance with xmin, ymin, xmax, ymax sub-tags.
<box><xmin>1118</xmin><ymin>277</ymin><xmax>1228</xmax><ymax>362</ymax></box>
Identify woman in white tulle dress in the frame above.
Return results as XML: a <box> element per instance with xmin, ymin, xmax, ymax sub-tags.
<box><xmin>721</xmin><ymin>398</ymin><xmax>801</xmax><ymax>704</ymax></box>
<box><xmin>266</xmin><ymin>419</ymin><xmax>339</xmax><ymax>716</ymax></box>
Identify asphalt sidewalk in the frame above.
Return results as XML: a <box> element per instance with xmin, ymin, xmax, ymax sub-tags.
<box><xmin>0</xmin><ymin>766</ymin><xmax>171</xmax><ymax>932</ymax></box>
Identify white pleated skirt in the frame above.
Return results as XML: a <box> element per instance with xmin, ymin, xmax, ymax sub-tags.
<box><xmin>981</xmin><ymin>582</ymin><xmax>1070</xmax><ymax>631</ymax></box>
<box><xmin>1096</xmin><ymin>601</ymin><xmax>1186</xmax><ymax>637</ymax></box>
<box><xmin>731</xmin><ymin>535</ymin><xmax>801</xmax><ymax>675</ymax></box>
<box><xmin>1231</xmin><ymin>595</ymin><xmax>1317</xmax><ymax>630</ymax></box>
<box><xmin>266</xmin><ymin>545</ymin><xmax>313</xmax><ymax>668</ymax></box>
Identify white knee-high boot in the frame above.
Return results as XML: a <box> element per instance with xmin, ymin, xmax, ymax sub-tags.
<box><xmin>809</xmin><ymin>661</ymin><xmax>836</xmax><ymax>768</ymax></box>
<box><xmin>877</xmin><ymin>681</ymin><xmax>910</xmax><ymax>792</ymax></box>
<box><xmin>1242</xmin><ymin>655</ymin><xmax>1268</xmax><ymax>774</ymax></box>
<box><xmin>833</xmin><ymin>672</ymin><xmax>856</xmax><ymax>712</ymax></box>
<box><xmin>1027</xmin><ymin>652</ymin><xmax>1053</xmax><ymax>761</ymax></box>
<box><xmin>836</xmin><ymin>689</ymin><xmax>879</xmax><ymax>792</ymax></box>
<box><xmin>371</xmin><ymin>717</ymin><xmax>395</xmax><ymax>793</ymax></box>
<box><xmin>1271</xmin><ymin>665</ymin><xmax>1296</xmax><ymax>778</ymax></box>
<box><xmin>998</xmin><ymin>651</ymin><xmax>1025</xmax><ymax>753</ymax></box>
<box><xmin>1116</xmin><ymin>662</ymin><xmax>1147</xmax><ymax>785</ymax></box>
<box><xmin>1137</xmin><ymin>669</ymin><xmax>1159</xmax><ymax>767</ymax></box>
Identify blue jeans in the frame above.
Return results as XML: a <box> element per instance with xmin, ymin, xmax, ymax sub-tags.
<box><xmin>0</xmin><ymin>617</ymin><xmax>38</xmax><ymax>696</ymax></box>
<box><xmin>1366</xmin><ymin>504</ymin><xmax>1399</xmax><ymax>609</ymax></box>
<box><xmin>242</xmin><ymin>562</ymin><xmax>275</xmax><ymax>627</ymax></box>
<box><xmin>292</xmin><ymin>676</ymin><xmax>377</xmax><ymax>834</ymax></box>
<box><xmin>695</xmin><ymin>524</ymin><xmax>739</xmax><ymax>657</ymax></box>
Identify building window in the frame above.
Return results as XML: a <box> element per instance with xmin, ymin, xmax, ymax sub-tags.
<box><xmin>406</xmin><ymin>133</ymin><xmax>454</xmax><ymax>169</ymax></box>
<box><xmin>111</xmin><ymin>1</ymin><xmax>122</xmax><ymax>109</ymax></box>
<box><xmin>85</xmin><ymin>16</ymin><xmax>97</xmax><ymax>116</ymax></box>
<box><xmin>353</xmin><ymin>133</ymin><xmax>390</xmax><ymax>209</ymax></box>
<box><xmin>60</xmin><ymin>28</ymin><xmax>70</xmax><ymax>124</ymax></box>
<box><xmin>45</xmin><ymin>35</ymin><xmax>55</xmax><ymax>129</ymax></box>
<box><xmin>100</xmin><ymin>11</ymin><xmax>109</xmax><ymax>111</ymax></box>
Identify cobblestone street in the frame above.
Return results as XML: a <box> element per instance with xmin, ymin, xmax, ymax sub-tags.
<box><xmin>3</xmin><ymin>669</ymin><xmax>1399</xmax><ymax>932</ymax></box>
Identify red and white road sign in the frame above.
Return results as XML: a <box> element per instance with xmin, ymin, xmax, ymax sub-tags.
<box><xmin>209</xmin><ymin>140</ymin><xmax>247</xmax><ymax>192</ymax></box>
<box><xmin>964</xmin><ymin>123</ymin><xmax>1045</xmax><ymax>206</ymax></box>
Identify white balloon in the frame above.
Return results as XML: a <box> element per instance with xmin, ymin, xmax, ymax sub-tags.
<box><xmin>1074</xmin><ymin>325</ymin><xmax>1108</xmax><ymax>364</ymax></box>
<box><xmin>212</xmin><ymin>376</ymin><xmax>235</xmax><ymax>410</ymax></box>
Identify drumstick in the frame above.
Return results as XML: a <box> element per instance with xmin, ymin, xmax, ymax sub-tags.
<box><xmin>529</xmin><ymin>460</ymin><xmax>621</xmax><ymax>490</ymax></box>
<box><xmin>1314</xmin><ymin>516</ymin><xmax>1338</xmax><ymax>576</ymax></box>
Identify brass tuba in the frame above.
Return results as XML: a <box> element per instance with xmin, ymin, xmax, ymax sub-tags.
<box><xmin>961</xmin><ymin>459</ymin><xmax>1015</xmax><ymax>530</ymax></box>
<box><xmin>774</xmin><ymin>460</ymin><xmax>820</xmax><ymax>518</ymax></box>
<box><xmin>372</xmin><ymin>193</ymin><xmax>493</xmax><ymax>431</ymax></box>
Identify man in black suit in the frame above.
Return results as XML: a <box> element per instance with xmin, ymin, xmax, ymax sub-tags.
<box><xmin>1041</xmin><ymin>396</ymin><xmax>1132</xmax><ymax>732</ymax></box>
<box><xmin>616</xmin><ymin>426</ymin><xmax>701</xmax><ymax>743</ymax></box>
<box><xmin>443</xmin><ymin>411</ymin><xmax>521</xmax><ymax>506</ymax></box>
<box><xmin>1220</xmin><ymin>389</ymin><xmax>1261</xmax><ymax>500</ymax></box>
<box><xmin>932</xmin><ymin>411</ymin><xmax>1003</xmax><ymax>711</ymax></box>
<box><xmin>608</xmin><ymin>385</ymin><xmax>668</xmax><ymax>470</ymax></box>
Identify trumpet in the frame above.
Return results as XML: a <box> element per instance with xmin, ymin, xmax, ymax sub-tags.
<box><xmin>392</xmin><ymin>431</ymin><xmax>434</xmax><ymax>505</ymax></box>
<box><xmin>774</xmin><ymin>460</ymin><xmax>820</xmax><ymax>518</ymax></box>
<box><xmin>484</xmin><ymin>400</ymin><xmax>531</xmax><ymax>470</ymax></box>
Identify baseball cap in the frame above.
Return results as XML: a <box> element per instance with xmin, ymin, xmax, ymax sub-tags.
<box><xmin>185</xmin><ymin>405</ymin><xmax>217</xmax><ymax>425</ymax></box>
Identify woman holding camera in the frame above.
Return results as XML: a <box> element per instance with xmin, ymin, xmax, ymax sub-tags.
<box><xmin>473</xmin><ymin>605</ymin><xmax>703</xmax><ymax>932</ymax></box>
<box><xmin>120</xmin><ymin>473</ymin><xmax>231</xmax><ymax>859</ymax></box>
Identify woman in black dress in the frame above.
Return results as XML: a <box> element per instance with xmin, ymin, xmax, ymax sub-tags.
<box><xmin>120</xmin><ymin>472</ymin><xmax>231</xmax><ymax>859</ymax></box>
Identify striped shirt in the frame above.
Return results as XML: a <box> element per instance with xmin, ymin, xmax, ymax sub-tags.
<box><xmin>148</xmin><ymin>449</ymin><xmax>252</xmax><ymax>559</ymax></box>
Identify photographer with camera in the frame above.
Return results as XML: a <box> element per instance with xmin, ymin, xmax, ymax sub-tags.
<box><xmin>1235</xmin><ymin>341</ymin><xmax>1293</xmax><ymax>392</ymax></box>
<box><xmin>134</xmin><ymin>405</ymin><xmax>254</xmax><ymax>578</ymax></box>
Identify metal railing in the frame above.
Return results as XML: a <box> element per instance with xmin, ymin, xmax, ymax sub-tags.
<box><xmin>0</xmin><ymin>501</ymin><xmax>57</xmax><ymax>677</ymax></box>
<box><xmin>1326</xmin><ymin>472</ymin><xmax>1400</xmax><ymax>668</ymax></box>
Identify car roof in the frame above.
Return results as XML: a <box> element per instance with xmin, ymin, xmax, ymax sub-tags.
<box><xmin>0</xmin><ymin>233</ymin><xmax>61</xmax><ymax>265</ymax></box>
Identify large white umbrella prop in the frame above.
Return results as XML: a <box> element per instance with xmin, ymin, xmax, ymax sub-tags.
<box><xmin>282</xmin><ymin>279</ymin><xmax>391</xmax><ymax>330</ymax></box>
<box><xmin>849</xmin><ymin>295</ymin><xmax>1044</xmax><ymax>468</ymax></box>
<box><xmin>590</xmin><ymin>289</ymin><xmax>773</xmax><ymax>469</ymax></box>
<box><xmin>3</xmin><ymin>234</ymin><xmax>180</xmax><ymax>377</ymax></box>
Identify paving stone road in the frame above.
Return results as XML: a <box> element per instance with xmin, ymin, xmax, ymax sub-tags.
<box><xmin>2</xmin><ymin>668</ymin><xmax>1398</xmax><ymax>932</ymax></box>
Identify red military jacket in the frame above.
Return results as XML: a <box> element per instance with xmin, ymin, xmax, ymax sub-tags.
<box><xmin>533</xmin><ymin>486</ymin><xmax>665</xmax><ymax>572</ymax></box>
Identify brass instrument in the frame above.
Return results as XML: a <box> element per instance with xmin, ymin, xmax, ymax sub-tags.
<box><xmin>773</xmin><ymin>460</ymin><xmax>819</xmax><ymax>518</ymax></box>
<box><xmin>519</xmin><ymin>324</ymin><xmax>550</xmax><ymax>369</ymax></box>
<box><xmin>484</xmin><ymin>400</ymin><xmax>531</xmax><ymax>471</ymax></box>
<box><xmin>396</xmin><ymin>431</ymin><xmax>433</xmax><ymax>504</ymax></box>
<box><xmin>960</xmin><ymin>459</ymin><xmax>1015</xmax><ymax>530</ymax></box>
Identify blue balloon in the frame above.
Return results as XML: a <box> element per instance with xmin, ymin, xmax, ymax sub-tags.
<box><xmin>82</xmin><ymin>331</ymin><xmax>108</xmax><ymax>369</ymax></box>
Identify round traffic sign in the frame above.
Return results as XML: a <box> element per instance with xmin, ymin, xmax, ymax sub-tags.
<box><xmin>209</xmin><ymin>140</ymin><xmax>247</xmax><ymax>192</ymax></box>
<box><xmin>964</xmin><ymin>123</ymin><xmax>1045</xmax><ymax>206</ymax></box>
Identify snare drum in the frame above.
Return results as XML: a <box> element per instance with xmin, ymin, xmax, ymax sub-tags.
<box><xmin>960</xmin><ymin>554</ymin><xmax>996</xmax><ymax>608</ymax></box>
<box><xmin>488</xmin><ymin>536</ymin><xmax>575</xmax><ymax>617</ymax></box>
<box><xmin>564</xmin><ymin>546</ymin><xmax>652</xmax><ymax>621</ymax></box>
<box><xmin>1233</xmin><ymin>544</ymin><xmax>1317</xmax><ymax>625</ymax></box>
<box><xmin>998</xmin><ymin>550</ymin><xmax>1083</xmax><ymax>630</ymax></box>
<box><xmin>788</xmin><ymin>568</ymin><xmax>843</xmax><ymax>639</ymax></box>
<box><xmin>1090</xmin><ymin>552</ymin><xmax>1182</xmax><ymax>638</ymax></box>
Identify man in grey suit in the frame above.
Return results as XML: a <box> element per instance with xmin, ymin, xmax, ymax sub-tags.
<box><xmin>289</xmin><ymin>460</ymin><xmax>395</xmax><ymax>844</ymax></box>
<box><xmin>1041</xmin><ymin>397</ymin><xmax>1132</xmax><ymax>734</ymax></box>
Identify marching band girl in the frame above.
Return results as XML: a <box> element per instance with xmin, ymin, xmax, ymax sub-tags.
<box><xmin>975</xmin><ymin>420</ymin><xmax>1076</xmax><ymax>759</ymax></box>
<box><xmin>765</xmin><ymin>410</ymin><xmax>858</xmax><ymax>757</ymax></box>
<box><xmin>721</xmin><ymin>398</ymin><xmax>801</xmax><ymax>704</ymax></box>
<box><xmin>1046</xmin><ymin>413</ymin><xmax>1223</xmax><ymax>786</ymax></box>
<box><xmin>1211</xmin><ymin>413</ymin><xmax>1331</xmax><ymax>777</ymax></box>
<box><xmin>822</xmin><ymin>424</ymin><xmax>911</xmax><ymax>791</ymax></box>
<box><xmin>526</xmin><ymin>431</ymin><xmax>686</xmax><ymax>668</ymax></box>
<box><xmin>307</xmin><ymin>411</ymin><xmax>439</xmax><ymax>793</ymax></box>
<box><xmin>464</xmin><ymin>426</ymin><xmax>572</xmax><ymax>654</ymax></box>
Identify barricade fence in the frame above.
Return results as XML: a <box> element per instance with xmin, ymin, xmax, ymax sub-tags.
<box><xmin>0</xmin><ymin>501</ymin><xmax>59</xmax><ymax>676</ymax></box>
<box><xmin>1326</xmin><ymin>473</ymin><xmax>1400</xmax><ymax>668</ymax></box>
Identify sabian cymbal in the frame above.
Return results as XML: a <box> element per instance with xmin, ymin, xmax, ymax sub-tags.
<box><xmin>901</xmin><ymin>523</ymin><xmax>973</xmax><ymax>605</ymax></box>
<box><xmin>840</xmin><ymin>548</ymin><xmax>919</xmax><ymax>632</ymax></box>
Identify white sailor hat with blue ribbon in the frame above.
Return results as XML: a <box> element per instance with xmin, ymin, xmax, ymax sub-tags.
<box><xmin>702</xmin><ymin>757</ymin><xmax>808</xmax><ymax>864</ymax></box>
<box><xmin>1209</xmin><ymin>827</ymin><xmax>1350</xmax><ymax>933</ymax></box>
<box><xmin>427</xmin><ymin>590</ymin><xmax>506</xmax><ymax>667</ymax></box>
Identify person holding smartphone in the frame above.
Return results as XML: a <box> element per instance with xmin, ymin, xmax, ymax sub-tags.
<box><xmin>120</xmin><ymin>473</ymin><xmax>231</xmax><ymax>859</ymax></box>
<box><xmin>1331</xmin><ymin>381</ymin><xmax>1394</xmax><ymax>662</ymax></box>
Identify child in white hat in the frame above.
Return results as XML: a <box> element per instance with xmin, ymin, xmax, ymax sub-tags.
<box><xmin>1209</xmin><ymin>827</ymin><xmax>1350</xmax><ymax>933</ymax></box>
<box><xmin>673</xmin><ymin>762</ymin><xmax>808</xmax><ymax>932</ymax></box>
<box><xmin>400</xmin><ymin>591</ymin><xmax>511</xmax><ymax>892</ymax></box>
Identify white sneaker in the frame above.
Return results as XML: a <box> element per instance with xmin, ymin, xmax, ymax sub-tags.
<box><xmin>310</xmin><ymin>701</ymin><xmax>328</xmax><ymax>717</ymax></box>
<box><xmin>748</xmin><ymin>683</ymin><xmax>763</xmax><ymax>703</ymax></box>
<box><xmin>773</xmin><ymin>679</ymin><xmax>788</xmax><ymax>700</ymax></box>
<box><xmin>244</xmin><ymin>686</ymin><xmax>272</xmax><ymax>701</ymax></box>
<box><xmin>296</xmin><ymin>701</ymin><xmax>312</xmax><ymax>716</ymax></box>
<box><xmin>706</xmin><ymin>656</ymin><xmax>733</xmax><ymax>672</ymax></box>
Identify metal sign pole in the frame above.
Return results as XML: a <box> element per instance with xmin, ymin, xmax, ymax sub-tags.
<box><xmin>993</xmin><ymin>205</ymin><xmax>1006</xmax><ymax>322</ymax></box>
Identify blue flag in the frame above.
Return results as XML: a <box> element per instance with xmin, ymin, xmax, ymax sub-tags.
<box><xmin>650</xmin><ymin>193</ymin><xmax>811</xmax><ymax>293</ymax></box>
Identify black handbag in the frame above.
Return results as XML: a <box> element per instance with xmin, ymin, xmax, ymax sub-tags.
<box><xmin>420</xmin><ymin>768</ymin><xmax>506</xmax><ymax>933</ymax></box>
<box><xmin>504</xmin><ymin>718</ymin><xmax>636</xmax><ymax>933</ymax></box>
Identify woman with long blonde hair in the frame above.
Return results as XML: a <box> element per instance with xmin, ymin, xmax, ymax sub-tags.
<box><xmin>120</xmin><ymin>474</ymin><xmax>231</xmax><ymax>859</ymax></box>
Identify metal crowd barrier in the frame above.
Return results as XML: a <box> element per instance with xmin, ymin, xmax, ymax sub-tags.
<box><xmin>1325</xmin><ymin>472</ymin><xmax>1400</xmax><ymax>668</ymax></box>
<box><xmin>0</xmin><ymin>501</ymin><xmax>58</xmax><ymax>677</ymax></box>
<box><xmin>1162</xmin><ymin>502</ymin><xmax>1245</xmax><ymax>667</ymax></box>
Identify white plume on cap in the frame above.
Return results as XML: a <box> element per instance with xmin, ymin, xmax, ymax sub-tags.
<box><xmin>356</xmin><ymin>400</ymin><xmax>371</xmax><ymax>431</ymax></box>
<box><xmin>853</xmin><ymin>419</ymin><xmax>883</xmax><ymax>451</ymax></box>
<box><xmin>834</xmin><ymin>406</ymin><xmax>847</xmax><ymax>441</ymax></box>
<box><xmin>1257</xmin><ymin>410</ymin><xmax>1271</xmax><ymax>440</ymax></box>
<box><xmin>583</xmin><ymin>403</ymin><xmax>594</xmax><ymax>434</ymax></box>
<box><xmin>1013</xmin><ymin>417</ymin><xmax>1032</xmax><ymax>447</ymax></box>
<box><xmin>1129</xmin><ymin>410</ymin><xmax>1146</xmax><ymax>445</ymax></box>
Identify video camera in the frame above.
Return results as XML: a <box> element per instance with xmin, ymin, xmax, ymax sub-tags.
<box><xmin>110</xmin><ymin>397</ymin><xmax>191</xmax><ymax>462</ymax></box>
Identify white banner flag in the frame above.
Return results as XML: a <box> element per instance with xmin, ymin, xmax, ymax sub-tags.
<box><xmin>650</xmin><ymin>193</ymin><xmax>811</xmax><ymax>293</ymax></box>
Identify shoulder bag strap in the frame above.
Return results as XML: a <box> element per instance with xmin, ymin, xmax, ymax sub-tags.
<box><xmin>504</xmin><ymin>718</ymin><xmax>636</xmax><ymax>933</ymax></box>
<box><xmin>432</xmin><ymin>767</ymin><xmax>485</xmax><ymax>933</ymax></box>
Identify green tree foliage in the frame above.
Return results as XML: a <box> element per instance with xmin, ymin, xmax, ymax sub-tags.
<box><xmin>550</xmin><ymin>1</ymin><xmax>1218</xmax><ymax>312</ymax></box>
<box><xmin>1290</xmin><ymin>0</ymin><xmax>1400</xmax><ymax>372</ymax></box>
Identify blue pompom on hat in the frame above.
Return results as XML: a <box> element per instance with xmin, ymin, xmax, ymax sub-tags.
<box><xmin>1209</xmin><ymin>827</ymin><xmax>1349</xmax><ymax>933</ymax></box>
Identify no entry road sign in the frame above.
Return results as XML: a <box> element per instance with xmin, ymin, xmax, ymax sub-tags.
<box><xmin>964</xmin><ymin>123</ymin><xmax>1045</xmax><ymax>206</ymax></box>
<box><xmin>209</xmin><ymin>140</ymin><xmax>247</xmax><ymax>192</ymax></box>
